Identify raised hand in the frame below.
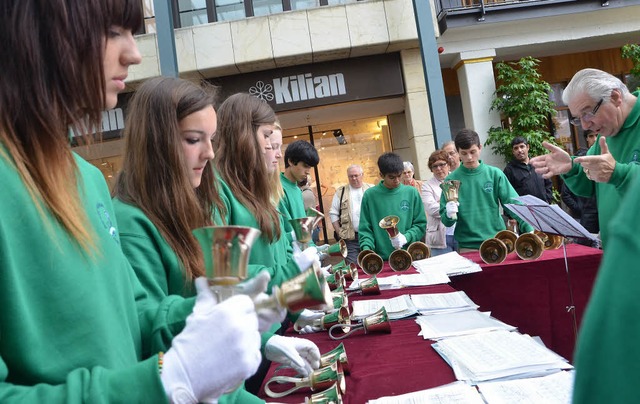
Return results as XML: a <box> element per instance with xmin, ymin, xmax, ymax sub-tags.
<box><xmin>530</xmin><ymin>141</ymin><xmax>572</xmax><ymax>178</ymax></box>
<box><xmin>574</xmin><ymin>137</ymin><xmax>616</xmax><ymax>183</ymax></box>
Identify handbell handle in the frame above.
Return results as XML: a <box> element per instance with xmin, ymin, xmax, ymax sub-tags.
<box><xmin>328</xmin><ymin>322</ymin><xmax>362</xmax><ymax>340</ymax></box>
<box><xmin>264</xmin><ymin>375</ymin><xmax>310</xmax><ymax>398</ymax></box>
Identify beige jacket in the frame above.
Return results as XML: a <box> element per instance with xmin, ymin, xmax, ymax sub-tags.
<box><xmin>421</xmin><ymin>177</ymin><xmax>446</xmax><ymax>249</ymax></box>
<box><xmin>334</xmin><ymin>183</ymin><xmax>373</xmax><ymax>240</ymax></box>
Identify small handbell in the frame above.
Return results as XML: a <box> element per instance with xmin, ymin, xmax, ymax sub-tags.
<box><xmin>325</xmin><ymin>270</ymin><xmax>345</xmax><ymax>291</ymax></box>
<box><xmin>319</xmin><ymin>343</ymin><xmax>350</xmax><ymax>374</ymax></box>
<box><xmin>379</xmin><ymin>215</ymin><xmax>400</xmax><ymax>238</ymax></box>
<box><xmin>440</xmin><ymin>180</ymin><xmax>461</xmax><ymax>220</ymax></box>
<box><xmin>259</xmin><ymin>267</ymin><xmax>331</xmax><ymax>313</ymax></box>
<box><xmin>327</xmin><ymin>239</ymin><xmax>348</xmax><ymax>258</ymax></box>
<box><xmin>328</xmin><ymin>307</ymin><xmax>391</xmax><ymax>340</ymax></box>
<box><xmin>305</xmin><ymin>382</ymin><xmax>344</xmax><ymax>404</ymax></box>
<box><xmin>347</xmin><ymin>277</ymin><xmax>380</xmax><ymax>298</ymax></box>
<box><xmin>316</xmin><ymin>306</ymin><xmax>351</xmax><ymax>331</ymax></box>
<box><xmin>290</xmin><ymin>216</ymin><xmax>317</xmax><ymax>250</ymax></box>
<box><xmin>265</xmin><ymin>362</ymin><xmax>346</xmax><ymax>398</ymax></box>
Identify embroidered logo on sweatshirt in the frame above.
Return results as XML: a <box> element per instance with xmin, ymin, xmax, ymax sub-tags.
<box><xmin>400</xmin><ymin>200</ymin><xmax>410</xmax><ymax>211</ymax></box>
<box><xmin>630</xmin><ymin>150</ymin><xmax>640</xmax><ymax>164</ymax></box>
<box><xmin>96</xmin><ymin>203</ymin><xmax>119</xmax><ymax>244</ymax></box>
<box><xmin>483</xmin><ymin>182</ymin><xmax>493</xmax><ymax>193</ymax></box>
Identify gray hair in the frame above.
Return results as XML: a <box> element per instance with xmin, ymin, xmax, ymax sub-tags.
<box><xmin>346</xmin><ymin>164</ymin><xmax>363</xmax><ymax>174</ymax></box>
<box><xmin>403</xmin><ymin>161</ymin><xmax>414</xmax><ymax>172</ymax></box>
<box><xmin>442</xmin><ymin>140</ymin><xmax>455</xmax><ymax>149</ymax></box>
<box><xmin>563</xmin><ymin>68</ymin><xmax>629</xmax><ymax>105</ymax></box>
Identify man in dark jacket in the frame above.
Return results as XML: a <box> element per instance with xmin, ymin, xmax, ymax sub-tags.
<box><xmin>504</xmin><ymin>136</ymin><xmax>553</xmax><ymax>203</ymax></box>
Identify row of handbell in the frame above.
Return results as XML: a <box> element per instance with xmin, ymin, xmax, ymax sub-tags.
<box><xmin>480</xmin><ymin>229</ymin><xmax>564</xmax><ymax>264</ymax></box>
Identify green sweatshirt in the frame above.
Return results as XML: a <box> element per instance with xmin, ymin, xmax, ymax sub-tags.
<box><xmin>440</xmin><ymin>161</ymin><xmax>534</xmax><ymax>250</ymax></box>
<box><xmin>572</xmin><ymin>179</ymin><xmax>640</xmax><ymax>403</ymax></box>
<box><xmin>279</xmin><ymin>172</ymin><xmax>307</xmax><ymax>243</ymax></box>
<box><xmin>113</xmin><ymin>198</ymin><xmax>264</xmax><ymax>404</ymax></box>
<box><xmin>358</xmin><ymin>182</ymin><xmax>427</xmax><ymax>260</ymax></box>
<box><xmin>215</xmin><ymin>176</ymin><xmax>301</xmax><ymax>291</ymax></box>
<box><xmin>0</xmin><ymin>152</ymin><xmax>195</xmax><ymax>403</ymax></box>
<box><xmin>562</xmin><ymin>90</ymin><xmax>640</xmax><ymax>249</ymax></box>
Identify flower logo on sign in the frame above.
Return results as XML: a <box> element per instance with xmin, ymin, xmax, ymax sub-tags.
<box><xmin>249</xmin><ymin>81</ymin><xmax>274</xmax><ymax>102</ymax></box>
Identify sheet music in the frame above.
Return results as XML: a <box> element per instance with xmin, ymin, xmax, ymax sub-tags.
<box><xmin>348</xmin><ymin>275</ymin><xmax>401</xmax><ymax>290</ymax></box>
<box><xmin>413</xmin><ymin>252</ymin><xmax>482</xmax><ymax>276</ymax></box>
<box><xmin>367</xmin><ymin>381</ymin><xmax>485</xmax><ymax>404</ymax></box>
<box><xmin>505</xmin><ymin>195</ymin><xmax>596</xmax><ymax>240</ymax></box>
<box><xmin>398</xmin><ymin>271</ymin><xmax>451</xmax><ymax>286</ymax></box>
<box><xmin>416</xmin><ymin>310</ymin><xmax>516</xmax><ymax>340</ymax></box>
<box><xmin>351</xmin><ymin>295</ymin><xmax>418</xmax><ymax>320</ymax></box>
<box><xmin>410</xmin><ymin>291</ymin><xmax>478</xmax><ymax>313</ymax></box>
<box><xmin>477</xmin><ymin>370</ymin><xmax>574</xmax><ymax>404</ymax></box>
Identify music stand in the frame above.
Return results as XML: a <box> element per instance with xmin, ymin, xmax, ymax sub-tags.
<box><xmin>505</xmin><ymin>195</ymin><xmax>598</xmax><ymax>342</ymax></box>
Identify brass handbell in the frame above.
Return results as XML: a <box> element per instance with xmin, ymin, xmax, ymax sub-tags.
<box><xmin>440</xmin><ymin>180</ymin><xmax>461</xmax><ymax>220</ymax></box>
<box><xmin>357</xmin><ymin>249</ymin><xmax>374</xmax><ymax>269</ymax></box>
<box><xmin>290</xmin><ymin>216</ymin><xmax>317</xmax><ymax>249</ymax></box>
<box><xmin>359</xmin><ymin>251</ymin><xmax>384</xmax><ymax>277</ymax></box>
<box><xmin>515</xmin><ymin>233</ymin><xmax>544</xmax><ymax>260</ymax></box>
<box><xmin>325</xmin><ymin>270</ymin><xmax>345</xmax><ymax>291</ymax></box>
<box><xmin>347</xmin><ymin>276</ymin><xmax>380</xmax><ymax>297</ymax></box>
<box><xmin>330</xmin><ymin>291</ymin><xmax>349</xmax><ymax>311</ymax></box>
<box><xmin>388</xmin><ymin>249</ymin><xmax>413</xmax><ymax>272</ymax></box>
<box><xmin>319</xmin><ymin>343</ymin><xmax>350</xmax><ymax>374</ymax></box>
<box><xmin>265</xmin><ymin>362</ymin><xmax>346</xmax><ymax>398</ymax></box>
<box><xmin>328</xmin><ymin>307</ymin><xmax>391</xmax><ymax>340</ymax></box>
<box><xmin>327</xmin><ymin>239</ymin><xmax>348</xmax><ymax>258</ymax></box>
<box><xmin>379</xmin><ymin>215</ymin><xmax>400</xmax><ymax>238</ymax></box>
<box><xmin>305</xmin><ymin>383</ymin><xmax>344</xmax><ymax>404</ymax></box>
<box><xmin>495</xmin><ymin>230</ymin><xmax>518</xmax><ymax>254</ymax></box>
<box><xmin>479</xmin><ymin>238</ymin><xmax>508</xmax><ymax>264</ymax></box>
<box><xmin>407</xmin><ymin>241</ymin><xmax>431</xmax><ymax>261</ymax></box>
<box><xmin>534</xmin><ymin>230</ymin><xmax>564</xmax><ymax>250</ymax></box>
<box><xmin>306</xmin><ymin>207</ymin><xmax>325</xmax><ymax>229</ymax></box>
<box><xmin>192</xmin><ymin>226</ymin><xmax>262</xmax><ymax>301</ymax></box>
<box><xmin>263</xmin><ymin>267</ymin><xmax>332</xmax><ymax>313</ymax></box>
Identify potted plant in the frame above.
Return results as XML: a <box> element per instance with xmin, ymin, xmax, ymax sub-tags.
<box><xmin>622</xmin><ymin>44</ymin><xmax>640</xmax><ymax>91</ymax></box>
<box><xmin>485</xmin><ymin>56</ymin><xmax>557</xmax><ymax>165</ymax></box>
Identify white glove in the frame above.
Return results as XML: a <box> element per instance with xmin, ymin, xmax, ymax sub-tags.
<box><xmin>294</xmin><ymin>247</ymin><xmax>320</xmax><ymax>272</ymax></box>
<box><xmin>161</xmin><ymin>278</ymin><xmax>261</xmax><ymax>403</ymax></box>
<box><xmin>293</xmin><ymin>309</ymin><xmax>324</xmax><ymax>334</ymax></box>
<box><xmin>446</xmin><ymin>201</ymin><xmax>459</xmax><ymax>219</ymax></box>
<box><xmin>390</xmin><ymin>233</ymin><xmax>408</xmax><ymax>249</ymax></box>
<box><xmin>264</xmin><ymin>335</ymin><xmax>321</xmax><ymax>377</ymax></box>
<box><xmin>235</xmin><ymin>271</ymin><xmax>286</xmax><ymax>332</ymax></box>
<box><xmin>316</xmin><ymin>244</ymin><xmax>330</xmax><ymax>253</ymax></box>
<box><xmin>320</xmin><ymin>265</ymin><xmax>332</xmax><ymax>278</ymax></box>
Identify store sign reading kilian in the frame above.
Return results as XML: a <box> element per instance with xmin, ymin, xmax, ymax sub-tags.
<box><xmin>212</xmin><ymin>53</ymin><xmax>404</xmax><ymax>112</ymax></box>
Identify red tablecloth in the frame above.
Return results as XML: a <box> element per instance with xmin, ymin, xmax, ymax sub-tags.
<box><xmin>451</xmin><ymin>243</ymin><xmax>602</xmax><ymax>361</ymax></box>
<box><xmin>259</xmin><ymin>244</ymin><xmax>602</xmax><ymax>402</ymax></box>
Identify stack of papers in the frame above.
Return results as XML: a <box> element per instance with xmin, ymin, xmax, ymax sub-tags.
<box><xmin>413</xmin><ymin>252</ymin><xmax>482</xmax><ymax>276</ymax></box>
<box><xmin>368</xmin><ymin>381</ymin><xmax>485</xmax><ymax>404</ymax></box>
<box><xmin>351</xmin><ymin>295</ymin><xmax>418</xmax><ymax>320</ymax></box>
<box><xmin>432</xmin><ymin>330</ymin><xmax>573</xmax><ymax>384</ymax></box>
<box><xmin>477</xmin><ymin>371</ymin><xmax>574</xmax><ymax>404</ymax></box>
<box><xmin>415</xmin><ymin>310</ymin><xmax>516</xmax><ymax>340</ymax></box>
<box><xmin>348</xmin><ymin>270</ymin><xmax>450</xmax><ymax>290</ymax></box>
<box><xmin>410</xmin><ymin>291</ymin><xmax>478</xmax><ymax>314</ymax></box>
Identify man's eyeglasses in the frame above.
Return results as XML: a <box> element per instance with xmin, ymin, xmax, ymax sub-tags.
<box><xmin>348</xmin><ymin>174</ymin><xmax>362</xmax><ymax>179</ymax></box>
<box><xmin>570</xmin><ymin>98</ymin><xmax>603</xmax><ymax>126</ymax></box>
<box><xmin>431</xmin><ymin>162</ymin><xmax>448</xmax><ymax>170</ymax></box>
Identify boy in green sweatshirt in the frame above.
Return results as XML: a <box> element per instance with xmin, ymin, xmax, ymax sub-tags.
<box><xmin>359</xmin><ymin>152</ymin><xmax>427</xmax><ymax>260</ymax></box>
<box><xmin>440</xmin><ymin>129</ymin><xmax>534</xmax><ymax>250</ymax></box>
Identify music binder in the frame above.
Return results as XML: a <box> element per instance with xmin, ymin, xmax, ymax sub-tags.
<box><xmin>504</xmin><ymin>194</ymin><xmax>599</xmax><ymax>343</ymax></box>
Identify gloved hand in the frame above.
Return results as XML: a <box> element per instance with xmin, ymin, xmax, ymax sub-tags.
<box><xmin>293</xmin><ymin>309</ymin><xmax>324</xmax><ymax>334</ymax></box>
<box><xmin>390</xmin><ymin>233</ymin><xmax>408</xmax><ymax>249</ymax></box>
<box><xmin>446</xmin><ymin>201</ymin><xmax>459</xmax><ymax>220</ymax></box>
<box><xmin>161</xmin><ymin>278</ymin><xmax>261</xmax><ymax>403</ymax></box>
<box><xmin>293</xmin><ymin>246</ymin><xmax>319</xmax><ymax>272</ymax></box>
<box><xmin>316</xmin><ymin>244</ymin><xmax>330</xmax><ymax>253</ymax></box>
<box><xmin>264</xmin><ymin>335</ymin><xmax>321</xmax><ymax>377</ymax></box>
<box><xmin>320</xmin><ymin>265</ymin><xmax>332</xmax><ymax>278</ymax></box>
<box><xmin>235</xmin><ymin>271</ymin><xmax>286</xmax><ymax>332</ymax></box>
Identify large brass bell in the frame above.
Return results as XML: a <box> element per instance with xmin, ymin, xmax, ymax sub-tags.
<box><xmin>357</xmin><ymin>249</ymin><xmax>374</xmax><ymax>269</ymax></box>
<box><xmin>407</xmin><ymin>241</ymin><xmax>431</xmax><ymax>261</ymax></box>
<box><xmin>495</xmin><ymin>230</ymin><xmax>518</xmax><ymax>254</ymax></box>
<box><xmin>534</xmin><ymin>230</ymin><xmax>563</xmax><ymax>250</ymax></box>
<box><xmin>359</xmin><ymin>251</ymin><xmax>384</xmax><ymax>277</ymax></box>
<box><xmin>479</xmin><ymin>238</ymin><xmax>508</xmax><ymax>264</ymax></box>
<box><xmin>388</xmin><ymin>249</ymin><xmax>413</xmax><ymax>272</ymax></box>
<box><xmin>379</xmin><ymin>215</ymin><xmax>400</xmax><ymax>238</ymax></box>
<box><xmin>514</xmin><ymin>233</ymin><xmax>545</xmax><ymax>260</ymax></box>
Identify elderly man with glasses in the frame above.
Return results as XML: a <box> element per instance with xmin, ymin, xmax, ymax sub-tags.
<box><xmin>329</xmin><ymin>165</ymin><xmax>373</xmax><ymax>264</ymax></box>
<box><xmin>530</xmin><ymin>68</ymin><xmax>639</xmax><ymax>250</ymax></box>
